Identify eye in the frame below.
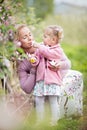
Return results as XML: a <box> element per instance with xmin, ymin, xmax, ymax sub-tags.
<box><xmin>23</xmin><ymin>36</ymin><xmax>27</xmax><ymax>39</ymax></box>
<box><xmin>22</xmin><ymin>35</ymin><xmax>27</xmax><ymax>39</ymax></box>
<box><xmin>29</xmin><ymin>33</ymin><xmax>32</xmax><ymax>36</ymax></box>
<box><xmin>44</xmin><ymin>35</ymin><xmax>46</xmax><ymax>38</ymax></box>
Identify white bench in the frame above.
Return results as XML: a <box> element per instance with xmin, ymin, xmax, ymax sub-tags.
<box><xmin>60</xmin><ymin>70</ymin><xmax>83</xmax><ymax>117</ymax></box>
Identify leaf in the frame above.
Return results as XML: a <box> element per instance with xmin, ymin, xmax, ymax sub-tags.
<box><xmin>0</xmin><ymin>71</ymin><xmax>5</xmax><ymax>79</ymax></box>
<box><xmin>16</xmin><ymin>48</ymin><xmax>24</xmax><ymax>54</ymax></box>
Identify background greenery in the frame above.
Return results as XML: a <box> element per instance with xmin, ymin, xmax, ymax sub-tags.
<box><xmin>0</xmin><ymin>0</ymin><xmax>87</xmax><ymax>130</ymax></box>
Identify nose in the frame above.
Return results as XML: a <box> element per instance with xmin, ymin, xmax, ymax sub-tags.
<box><xmin>28</xmin><ymin>36</ymin><xmax>31</xmax><ymax>41</ymax></box>
<box><xmin>29</xmin><ymin>35</ymin><xmax>32</xmax><ymax>40</ymax></box>
<box><xmin>29</xmin><ymin>38</ymin><xmax>31</xmax><ymax>41</ymax></box>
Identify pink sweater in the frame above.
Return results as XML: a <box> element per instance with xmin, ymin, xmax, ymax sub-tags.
<box><xmin>34</xmin><ymin>44</ymin><xmax>71</xmax><ymax>85</ymax></box>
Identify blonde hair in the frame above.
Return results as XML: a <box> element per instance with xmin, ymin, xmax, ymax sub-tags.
<box><xmin>15</xmin><ymin>25</ymin><xmax>29</xmax><ymax>40</ymax></box>
<box><xmin>46</xmin><ymin>25</ymin><xmax>64</xmax><ymax>40</ymax></box>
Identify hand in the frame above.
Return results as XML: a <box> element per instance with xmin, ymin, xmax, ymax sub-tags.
<box><xmin>27</xmin><ymin>54</ymin><xmax>37</xmax><ymax>63</ymax></box>
<box><xmin>49</xmin><ymin>61</ymin><xmax>62</xmax><ymax>71</ymax></box>
<box><xmin>54</xmin><ymin>62</ymin><xmax>62</xmax><ymax>69</ymax></box>
<box><xmin>48</xmin><ymin>65</ymin><xmax>59</xmax><ymax>72</ymax></box>
<box><xmin>29</xmin><ymin>57</ymin><xmax>37</xmax><ymax>63</ymax></box>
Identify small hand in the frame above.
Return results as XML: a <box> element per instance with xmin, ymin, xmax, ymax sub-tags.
<box><xmin>48</xmin><ymin>65</ymin><xmax>59</xmax><ymax>72</ymax></box>
<box><xmin>54</xmin><ymin>62</ymin><xmax>62</xmax><ymax>69</ymax></box>
<box><xmin>49</xmin><ymin>61</ymin><xmax>62</xmax><ymax>71</ymax></box>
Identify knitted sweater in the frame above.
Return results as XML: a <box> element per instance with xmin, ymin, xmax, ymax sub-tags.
<box><xmin>17</xmin><ymin>59</ymin><xmax>36</xmax><ymax>94</ymax></box>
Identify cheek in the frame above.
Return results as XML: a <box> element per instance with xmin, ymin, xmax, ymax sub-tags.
<box><xmin>31</xmin><ymin>36</ymin><xmax>34</xmax><ymax>40</ymax></box>
<box><xmin>20</xmin><ymin>40</ymin><xmax>27</xmax><ymax>47</ymax></box>
<box><xmin>22</xmin><ymin>39</ymin><xmax>30</xmax><ymax>46</ymax></box>
<box><xmin>44</xmin><ymin>38</ymin><xmax>48</xmax><ymax>42</ymax></box>
<box><xmin>46</xmin><ymin>39</ymin><xmax>50</xmax><ymax>44</ymax></box>
<box><xmin>20</xmin><ymin>39</ymin><xmax>26</xmax><ymax>44</ymax></box>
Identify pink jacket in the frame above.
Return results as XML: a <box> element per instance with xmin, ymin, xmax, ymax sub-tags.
<box><xmin>33</xmin><ymin>44</ymin><xmax>71</xmax><ymax>85</ymax></box>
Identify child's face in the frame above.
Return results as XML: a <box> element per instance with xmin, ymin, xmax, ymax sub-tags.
<box><xmin>43</xmin><ymin>29</ymin><xmax>57</xmax><ymax>47</ymax></box>
<box><xmin>43</xmin><ymin>34</ymin><xmax>52</xmax><ymax>46</ymax></box>
<box><xmin>18</xmin><ymin>27</ymin><xmax>34</xmax><ymax>49</ymax></box>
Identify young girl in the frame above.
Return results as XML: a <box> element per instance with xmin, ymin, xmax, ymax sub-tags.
<box><xmin>30</xmin><ymin>25</ymin><xmax>71</xmax><ymax>125</ymax></box>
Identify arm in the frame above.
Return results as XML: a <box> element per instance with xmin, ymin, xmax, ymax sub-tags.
<box><xmin>37</xmin><ymin>44</ymin><xmax>71</xmax><ymax>71</ymax></box>
<box><xmin>48</xmin><ymin>58</ymin><xmax>71</xmax><ymax>71</ymax></box>
<box><xmin>17</xmin><ymin>59</ymin><xmax>36</xmax><ymax>94</ymax></box>
<box><xmin>38</xmin><ymin>45</ymin><xmax>61</xmax><ymax>59</ymax></box>
<box><xmin>59</xmin><ymin>58</ymin><xmax>71</xmax><ymax>69</ymax></box>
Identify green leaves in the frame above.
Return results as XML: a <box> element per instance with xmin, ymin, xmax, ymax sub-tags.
<box><xmin>0</xmin><ymin>1</ymin><xmax>15</xmax><ymax>79</ymax></box>
<box><xmin>16</xmin><ymin>47</ymin><xmax>24</xmax><ymax>54</ymax></box>
<box><xmin>0</xmin><ymin>62</ymin><xmax>9</xmax><ymax>79</ymax></box>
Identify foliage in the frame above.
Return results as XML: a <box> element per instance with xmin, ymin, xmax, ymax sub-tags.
<box><xmin>16</xmin><ymin>115</ymin><xmax>80</xmax><ymax>130</ymax></box>
<box><xmin>0</xmin><ymin>1</ymin><xmax>16</xmax><ymax>78</ymax></box>
<box><xmin>31</xmin><ymin>0</ymin><xmax>54</xmax><ymax>18</ymax></box>
<box><xmin>0</xmin><ymin>0</ymin><xmax>40</xmax><ymax>78</ymax></box>
<box><xmin>16</xmin><ymin>7</ymin><xmax>41</xmax><ymax>27</ymax></box>
<box><xmin>6</xmin><ymin>0</ymin><xmax>54</xmax><ymax>20</ymax></box>
<box><xmin>25</xmin><ymin>0</ymin><xmax>54</xmax><ymax>19</ymax></box>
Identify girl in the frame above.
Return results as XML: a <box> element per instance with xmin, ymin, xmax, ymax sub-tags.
<box><xmin>29</xmin><ymin>25</ymin><xmax>71</xmax><ymax>125</ymax></box>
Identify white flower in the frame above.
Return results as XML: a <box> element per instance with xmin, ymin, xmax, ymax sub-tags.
<box><xmin>3</xmin><ymin>58</ymin><xmax>10</xmax><ymax>68</ymax></box>
<box><xmin>14</xmin><ymin>41</ymin><xmax>21</xmax><ymax>47</ymax></box>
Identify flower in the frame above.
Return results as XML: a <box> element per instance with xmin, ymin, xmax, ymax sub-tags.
<box><xmin>14</xmin><ymin>41</ymin><xmax>21</xmax><ymax>47</ymax></box>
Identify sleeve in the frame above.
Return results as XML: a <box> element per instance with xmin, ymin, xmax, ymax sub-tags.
<box><xmin>38</xmin><ymin>45</ymin><xmax>62</xmax><ymax>60</ymax></box>
<box><xmin>17</xmin><ymin>59</ymin><xmax>36</xmax><ymax>94</ymax></box>
<box><xmin>60</xmin><ymin>58</ymin><xmax>71</xmax><ymax>70</ymax></box>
